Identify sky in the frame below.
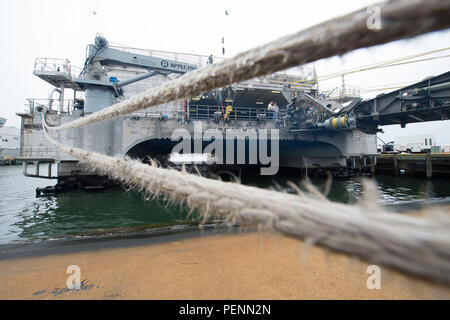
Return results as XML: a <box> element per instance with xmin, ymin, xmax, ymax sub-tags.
<box><xmin>1</xmin><ymin>0</ymin><xmax>449</xmax><ymax>145</ymax></box>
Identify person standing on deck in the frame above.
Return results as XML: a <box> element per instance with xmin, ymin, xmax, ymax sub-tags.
<box><xmin>268</xmin><ymin>100</ymin><xmax>279</xmax><ymax>122</ymax></box>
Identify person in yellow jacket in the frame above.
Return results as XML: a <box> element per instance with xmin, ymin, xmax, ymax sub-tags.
<box><xmin>224</xmin><ymin>104</ymin><xmax>233</xmax><ymax>120</ymax></box>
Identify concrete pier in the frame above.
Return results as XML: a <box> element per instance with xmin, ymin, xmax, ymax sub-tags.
<box><xmin>0</xmin><ymin>231</ymin><xmax>447</xmax><ymax>299</ymax></box>
<box><xmin>376</xmin><ymin>153</ymin><xmax>450</xmax><ymax>178</ymax></box>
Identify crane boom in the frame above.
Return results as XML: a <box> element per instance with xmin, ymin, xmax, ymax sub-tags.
<box><xmin>86</xmin><ymin>36</ymin><xmax>198</xmax><ymax>74</ymax></box>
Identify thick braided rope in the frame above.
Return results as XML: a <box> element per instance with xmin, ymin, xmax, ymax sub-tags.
<box><xmin>42</xmin><ymin>119</ymin><xmax>450</xmax><ymax>286</ymax></box>
<box><xmin>46</xmin><ymin>0</ymin><xmax>450</xmax><ymax>132</ymax></box>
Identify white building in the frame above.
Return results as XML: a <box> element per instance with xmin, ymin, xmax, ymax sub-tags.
<box><xmin>394</xmin><ymin>134</ymin><xmax>436</xmax><ymax>153</ymax></box>
<box><xmin>0</xmin><ymin>118</ymin><xmax>20</xmax><ymax>158</ymax></box>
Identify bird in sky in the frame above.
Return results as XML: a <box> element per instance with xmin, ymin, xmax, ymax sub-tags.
<box><xmin>93</xmin><ymin>11</ymin><xmax>97</xmax><ymax>15</ymax></box>
<box><xmin>225</xmin><ymin>10</ymin><xmax>229</xmax><ymax>15</ymax></box>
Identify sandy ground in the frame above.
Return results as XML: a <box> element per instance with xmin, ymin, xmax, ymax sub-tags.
<box><xmin>0</xmin><ymin>231</ymin><xmax>448</xmax><ymax>300</ymax></box>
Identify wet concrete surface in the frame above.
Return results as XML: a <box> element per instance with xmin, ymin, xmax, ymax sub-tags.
<box><xmin>0</xmin><ymin>224</ymin><xmax>243</xmax><ymax>260</ymax></box>
<box><xmin>1</xmin><ymin>231</ymin><xmax>449</xmax><ymax>300</ymax></box>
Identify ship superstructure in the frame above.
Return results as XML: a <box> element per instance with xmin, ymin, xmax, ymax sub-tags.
<box><xmin>16</xmin><ymin>36</ymin><xmax>450</xmax><ymax>188</ymax></box>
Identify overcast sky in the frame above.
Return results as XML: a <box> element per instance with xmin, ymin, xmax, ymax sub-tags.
<box><xmin>1</xmin><ymin>0</ymin><xmax>449</xmax><ymax>144</ymax></box>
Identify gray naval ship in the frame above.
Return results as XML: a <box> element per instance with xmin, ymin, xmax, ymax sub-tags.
<box><xmin>17</xmin><ymin>35</ymin><xmax>450</xmax><ymax>191</ymax></box>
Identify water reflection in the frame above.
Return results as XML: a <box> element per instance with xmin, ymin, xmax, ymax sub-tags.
<box><xmin>240</xmin><ymin>169</ymin><xmax>448</xmax><ymax>205</ymax></box>
<box><xmin>12</xmin><ymin>188</ymin><xmax>193</xmax><ymax>241</ymax></box>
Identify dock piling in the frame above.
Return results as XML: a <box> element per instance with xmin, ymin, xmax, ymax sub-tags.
<box><xmin>426</xmin><ymin>153</ymin><xmax>433</xmax><ymax>178</ymax></box>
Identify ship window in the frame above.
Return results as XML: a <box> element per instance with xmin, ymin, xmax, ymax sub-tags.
<box><xmin>425</xmin><ymin>139</ymin><xmax>427</xmax><ymax>146</ymax></box>
<box><xmin>429</xmin><ymin>138</ymin><xmax>432</xmax><ymax>145</ymax></box>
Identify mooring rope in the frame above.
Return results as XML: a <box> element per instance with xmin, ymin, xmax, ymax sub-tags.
<box><xmin>42</xmin><ymin>117</ymin><xmax>450</xmax><ymax>286</ymax></box>
<box><xmin>45</xmin><ymin>0</ymin><xmax>450</xmax><ymax>132</ymax></box>
<box><xmin>37</xmin><ymin>0</ymin><xmax>450</xmax><ymax>286</ymax></box>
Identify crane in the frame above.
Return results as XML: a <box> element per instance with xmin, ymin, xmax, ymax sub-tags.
<box><xmin>34</xmin><ymin>35</ymin><xmax>199</xmax><ymax>113</ymax></box>
<box><xmin>75</xmin><ymin>35</ymin><xmax>198</xmax><ymax>112</ymax></box>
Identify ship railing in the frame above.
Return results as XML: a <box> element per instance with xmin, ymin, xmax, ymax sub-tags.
<box><xmin>34</xmin><ymin>58</ymin><xmax>82</xmax><ymax>80</ymax></box>
<box><xmin>26</xmin><ymin>98</ymin><xmax>78</xmax><ymax>115</ymax></box>
<box><xmin>187</xmin><ymin>104</ymin><xmax>287</xmax><ymax>122</ymax></box>
<box><xmin>126</xmin><ymin>105</ymin><xmax>288</xmax><ymax>122</ymax></box>
<box><xmin>321</xmin><ymin>86</ymin><xmax>361</xmax><ymax>99</ymax></box>
<box><xmin>129</xmin><ymin>112</ymin><xmax>165</xmax><ymax>119</ymax></box>
<box><xmin>234</xmin><ymin>80</ymin><xmax>290</xmax><ymax>91</ymax></box>
<box><xmin>109</xmin><ymin>45</ymin><xmax>225</xmax><ymax>68</ymax></box>
<box><xmin>236</xmin><ymin>67</ymin><xmax>318</xmax><ymax>90</ymax></box>
<box><xmin>274</xmin><ymin>65</ymin><xmax>317</xmax><ymax>81</ymax></box>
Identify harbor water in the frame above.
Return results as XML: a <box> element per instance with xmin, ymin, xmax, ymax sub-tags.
<box><xmin>0</xmin><ymin>165</ymin><xmax>449</xmax><ymax>244</ymax></box>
